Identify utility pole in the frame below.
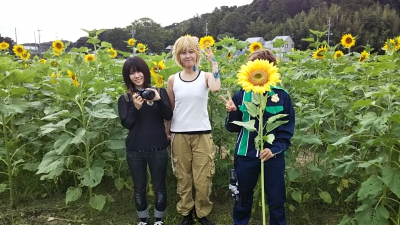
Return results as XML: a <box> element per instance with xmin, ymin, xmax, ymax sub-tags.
<box><xmin>131</xmin><ymin>25</ymin><xmax>136</xmax><ymax>56</ymax></box>
<box><xmin>37</xmin><ymin>29</ymin><xmax>42</xmax><ymax>56</ymax></box>
<box><xmin>205</xmin><ymin>20</ymin><xmax>208</xmax><ymax>36</ymax></box>
<box><xmin>34</xmin><ymin>31</ymin><xmax>38</xmax><ymax>54</ymax></box>
<box><xmin>131</xmin><ymin>26</ymin><xmax>136</xmax><ymax>38</ymax></box>
<box><xmin>326</xmin><ymin>17</ymin><xmax>333</xmax><ymax>46</ymax></box>
<box><xmin>15</xmin><ymin>27</ymin><xmax>18</xmax><ymax>44</ymax></box>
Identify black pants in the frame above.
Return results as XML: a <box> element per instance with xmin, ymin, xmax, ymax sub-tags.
<box><xmin>126</xmin><ymin>149</ymin><xmax>168</xmax><ymax>217</ymax></box>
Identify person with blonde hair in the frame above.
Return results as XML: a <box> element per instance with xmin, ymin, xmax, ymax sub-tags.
<box><xmin>220</xmin><ymin>49</ymin><xmax>295</xmax><ymax>225</ymax></box>
<box><xmin>167</xmin><ymin>35</ymin><xmax>221</xmax><ymax>225</ymax></box>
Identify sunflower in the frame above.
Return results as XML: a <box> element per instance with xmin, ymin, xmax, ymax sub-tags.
<box><xmin>226</xmin><ymin>52</ymin><xmax>232</xmax><ymax>59</ymax></box>
<box><xmin>382</xmin><ymin>38</ymin><xmax>395</xmax><ymax>51</ymax></box>
<box><xmin>68</xmin><ymin>70</ymin><xmax>79</xmax><ymax>86</ymax></box>
<box><xmin>107</xmin><ymin>48</ymin><xmax>117</xmax><ymax>58</ymax></box>
<box><xmin>72</xmin><ymin>79</ymin><xmax>79</xmax><ymax>87</ymax></box>
<box><xmin>51</xmin><ymin>61</ymin><xmax>58</xmax><ymax>67</ymax></box>
<box><xmin>359</xmin><ymin>50</ymin><xmax>369</xmax><ymax>62</ymax></box>
<box><xmin>249</xmin><ymin>42</ymin><xmax>263</xmax><ymax>53</ymax></box>
<box><xmin>0</xmin><ymin>42</ymin><xmax>9</xmax><ymax>50</ymax></box>
<box><xmin>12</xmin><ymin>44</ymin><xmax>26</xmax><ymax>56</ymax></box>
<box><xmin>396</xmin><ymin>36</ymin><xmax>400</xmax><ymax>50</ymax></box>
<box><xmin>39</xmin><ymin>59</ymin><xmax>46</xmax><ymax>64</ymax></box>
<box><xmin>50</xmin><ymin>73</ymin><xmax>57</xmax><ymax>84</ymax></box>
<box><xmin>199</xmin><ymin>36</ymin><xmax>215</xmax><ymax>50</ymax></box>
<box><xmin>151</xmin><ymin>60</ymin><xmax>166</xmax><ymax>72</ymax></box>
<box><xmin>67</xmin><ymin>70</ymin><xmax>76</xmax><ymax>79</ymax></box>
<box><xmin>52</xmin><ymin>50</ymin><xmax>60</xmax><ymax>56</ymax></box>
<box><xmin>312</xmin><ymin>46</ymin><xmax>327</xmax><ymax>59</ymax></box>
<box><xmin>136</xmin><ymin>43</ymin><xmax>147</xmax><ymax>53</ymax></box>
<box><xmin>25</xmin><ymin>63</ymin><xmax>29</xmax><ymax>68</ymax></box>
<box><xmin>85</xmin><ymin>54</ymin><xmax>95</xmax><ymax>62</ymax></box>
<box><xmin>127</xmin><ymin>38</ymin><xmax>136</xmax><ymax>47</ymax></box>
<box><xmin>52</xmin><ymin>40</ymin><xmax>64</xmax><ymax>53</ymax></box>
<box><xmin>341</xmin><ymin>34</ymin><xmax>356</xmax><ymax>48</ymax></box>
<box><xmin>20</xmin><ymin>52</ymin><xmax>31</xmax><ymax>61</ymax></box>
<box><xmin>237</xmin><ymin>59</ymin><xmax>281</xmax><ymax>94</ymax></box>
<box><xmin>333</xmin><ymin>50</ymin><xmax>344</xmax><ymax>59</ymax></box>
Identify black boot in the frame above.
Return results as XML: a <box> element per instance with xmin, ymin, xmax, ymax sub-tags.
<box><xmin>198</xmin><ymin>217</ymin><xmax>214</xmax><ymax>225</ymax></box>
<box><xmin>179</xmin><ymin>209</ymin><xmax>194</xmax><ymax>225</ymax></box>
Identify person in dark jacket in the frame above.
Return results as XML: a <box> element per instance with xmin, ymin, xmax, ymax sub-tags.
<box><xmin>118</xmin><ymin>56</ymin><xmax>173</xmax><ymax>225</ymax></box>
<box><xmin>220</xmin><ymin>49</ymin><xmax>295</xmax><ymax>225</ymax></box>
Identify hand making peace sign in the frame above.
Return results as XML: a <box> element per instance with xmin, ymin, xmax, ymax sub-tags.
<box><xmin>219</xmin><ymin>91</ymin><xmax>237</xmax><ymax>112</ymax></box>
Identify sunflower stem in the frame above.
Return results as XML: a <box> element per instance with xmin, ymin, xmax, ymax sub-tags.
<box><xmin>2</xmin><ymin>113</ymin><xmax>14</xmax><ymax>208</ymax></box>
<box><xmin>258</xmin><ymin>93</ymin><xmax>267</xmax><ymax>225</ymax></box>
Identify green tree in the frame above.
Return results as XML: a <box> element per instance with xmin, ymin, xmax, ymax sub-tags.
<box><xmin>128</xmin><ymin>18</ymin><xmax>171</xmax><ymax>54</ymax></box>
<box><xmin>103</xmin><ymin>28</ymin><xmax>131</xmax><ymax>52</ymax></box>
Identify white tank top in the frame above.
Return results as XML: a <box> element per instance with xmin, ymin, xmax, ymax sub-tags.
<box><xmin>170</xmin><ymin>71</ymin><xmax>211</xmax><ymax>132</ymax></box>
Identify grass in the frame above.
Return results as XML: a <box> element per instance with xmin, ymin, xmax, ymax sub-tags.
<box><xmin>0</xmin><ymin>178</ymin><xmax>340</xmax><ymax>225</ymax></box>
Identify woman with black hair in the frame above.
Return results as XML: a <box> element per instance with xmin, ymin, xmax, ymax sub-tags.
<box><xmin>118</xmin><ymin>56</ymin><xmax>173</xmax><ymax>225</ymax></box>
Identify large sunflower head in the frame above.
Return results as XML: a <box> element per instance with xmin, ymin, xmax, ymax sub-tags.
<box><xmin>52</xmin><ymin>40</ymin><xmax>64</xmax><ymax>53</ymax></box>
<box><xmin>333</xmin><ymin>50</ymin><xmax>344</xmax><ymax>59</ymax></box>
<box><xmin>237</xmin><ymin>59</ymin><xmax>281</xmax><ymax>94</ymax></box>
<box><xmin>12</xmin><ymin>44</ymin><xmax>26</xmax><ymax>56</ymax></box>
<box><xmin>359</xmin><ymin>50</ymin><xmax>369</xmax><ymax>62</ymax></box>
<box><xmin>85</xmin><ymin>54</ymin><xmax>95</xmax><ymax>62</ymax></box>
<box><xmin>0</xmin><ymin>42</ymin><xmax>9</xmax><ymax>50</ymax></box>
<box><xmin>127</xmin><ymin>38</ymin><xmax>136</xmax><ymax>47</ymax></box>
<box><xmin>20</xmin><ymin>52</ymin><xmax>31</xmax><ymax>61</ymax></box>
<box><xmin>107</xmin><ymin>48</ymin><xmax>117</xmax><ymax>58</ymax></box>
<box><xmin>312</xmin><ymin>46</ymin><xmax>327</xmax><ymax>59</ymax></box>
<box><xmin>341</xmin><ymin>34</ymin><xmax>356</xmax><ymax>48</ymax></box>
<box><xmin>249</xmin><ymin>42</ymin><xmax>263</xmax><ymax>53</ymax></box>
<box><xmin>199</xmin><ymin>36</ymin><xmax>215</xmax><ymax>50</ymax></box>
<box><xmin>136</xmin><ymin>43</ymin><xmax>147</xmax><ymax>53</ymax></box>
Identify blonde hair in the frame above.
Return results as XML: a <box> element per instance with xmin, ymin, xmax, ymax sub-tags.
<box><xmin>247</xmin><ymin>49</ymin><xmax>277</xmax><ymax>65</ymax></box>
<box><xmin>172</xmin><ymin>36</ymin><xmax>201</xmax><ymax>68</ymax></box>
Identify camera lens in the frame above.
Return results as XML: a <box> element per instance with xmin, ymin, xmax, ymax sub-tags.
<box><xmin>142</xmin><ymin>90</ymin><xmax>155</xmax><ymax>100</ymax></box>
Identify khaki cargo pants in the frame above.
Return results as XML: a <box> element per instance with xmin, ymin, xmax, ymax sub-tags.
<box><xmin>171</xmin><ymin>133</ymin><xmax>215</xmax><ymax>218</ymax></box>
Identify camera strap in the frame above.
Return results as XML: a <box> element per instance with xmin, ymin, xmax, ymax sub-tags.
<box><xmin>123</xmin><ymin>93</ymin><xmax>132</xmax><ymax>102</ymax></box>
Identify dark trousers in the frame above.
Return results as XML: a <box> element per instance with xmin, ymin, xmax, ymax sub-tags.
<box><xmin>126</xmin><ymin>149</ymin><xmax>168</xmax><ymax>216</ymax></box>
<box><xmin>233</xmin><ymin>154</ymin><xmax>286</xmax><ymax>225</ymax></box>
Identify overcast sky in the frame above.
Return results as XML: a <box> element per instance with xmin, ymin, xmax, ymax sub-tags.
<box><xmin>1</xmin><ymin>0</ymin><xmax>253</xmax><ymax>44</ymax></box>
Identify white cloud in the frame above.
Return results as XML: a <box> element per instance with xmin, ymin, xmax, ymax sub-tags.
<box><xmin>0</xmin><ymin>0</ymin><xmax>252</xmax><ymax>44</ymax></box>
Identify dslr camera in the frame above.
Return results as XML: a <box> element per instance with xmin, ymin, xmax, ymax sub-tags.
<box><xmin>136</xmin><ymin>88</ymin><xmax>155</xmax><ymax>100</ymax></box>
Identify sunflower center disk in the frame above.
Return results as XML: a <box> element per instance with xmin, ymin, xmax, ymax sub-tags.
<box><xmin>346</xmin><ymin>38</ymin><xmax>352</xmax><ymax>44</ymax></box>
<box><xmin>249</xmin><ymin>70</ymin><xmax>269</xmax><ymax>86</ymax></box>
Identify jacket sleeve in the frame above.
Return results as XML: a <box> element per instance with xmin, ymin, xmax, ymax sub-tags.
<box><xmin>118</xmin><ymin>94</ymin><xmax>139</xmax><ymax>130</ymax></box>
<box><xmin>225</xmin><ymin>91</ymin><xmax>243</xmax><ymax>133</ymax></box>
<box><xmin>268</xmin><ymin>92</ymin><xmax>295</xmax><ymax>154</ymax></box>
<box><xmin>155</xmin><ymin>88</ymin><xmax>173</xmax><ymax>121</ymax></box>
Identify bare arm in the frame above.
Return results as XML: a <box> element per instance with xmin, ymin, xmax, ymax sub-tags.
<box><xmin>166</xmin><ymin>75</ymin><xmax>175</xmax><ymax>137</ymax></box>
<box><xmin>204</xmin><ymin>47</ymin><xmax>221</xmax><ymax>93</ymax></box>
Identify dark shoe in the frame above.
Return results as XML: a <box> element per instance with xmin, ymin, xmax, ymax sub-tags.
<box><xmin>179</xmin><ymin>214</ymin><xmax>194</xmax><ymax>225</ymax></box>
<box><xmin>198</xmin><ymin>217</ymin><xmax>214</xmax><ymax>225</ymax></box>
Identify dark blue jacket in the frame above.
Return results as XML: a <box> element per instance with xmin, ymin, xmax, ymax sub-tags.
<box><xmin>225</xmin><ymin>88</ymin><xmax>295</xmax><ymax>157</ymax></box>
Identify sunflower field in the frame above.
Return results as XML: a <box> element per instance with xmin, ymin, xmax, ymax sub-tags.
<box><xmin>0</xmin><ymin>29</ymin><xmax>400</xmax><ymax>225</ymax></box>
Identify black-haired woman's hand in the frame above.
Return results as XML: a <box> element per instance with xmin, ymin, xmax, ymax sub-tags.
<box><xmin>133</xmin><ymin>93</ymin><xmax>144</xmax><ymax>110</ymax></box>
<box><xmin>146</xmin><ymin>88</ymin><xmax>161</xmax><ymax>101</ymax></box>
